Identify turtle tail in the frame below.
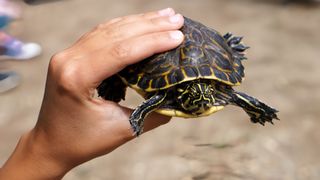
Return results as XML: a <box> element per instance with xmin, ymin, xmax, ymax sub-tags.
<box><xmin>223</xmin><ymin>32</ymin><xmax>249</xmax><ymax>60</ymax></box>
<box><xmin>231</xmin><ymin>91</ymin><xmax>279</xmax><ymax>125</ymax></box>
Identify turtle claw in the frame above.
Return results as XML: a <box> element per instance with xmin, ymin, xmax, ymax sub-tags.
<box><xmin>272</xmin><ymin>113</ymin><xmax>280</xmax><ymax>120</ymax></box>
<box><xmin>224</xmin><ymin>33</ymin><xmax>249</xmax><ymax>55</ymax></box>
<box><xmin>228</xmin><ymin>36</ymin><xmax>243</xmax><ymax>46</ymax></box>
<box><xmin>223</xmin><ymin>32</ymin><xmax>233</xmax><ymax>40</ymax></box>
<box><xmin>250</xmin><ymin>109</ymin><xmax>279</xmax><ymax>126</ymax></box>
<box><xmin>239</xmin><ymin>56</ymin><xmax>248</xmax><ymax>61</ymax></box>
<box><xmin>232</xmin><ymin>44</ymin><xmax>250</xmax><ymax>52</ymax></box>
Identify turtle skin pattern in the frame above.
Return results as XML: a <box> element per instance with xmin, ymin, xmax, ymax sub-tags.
<box><xmin>119</xmin><ymin>17</ymin><xmax>247</xmax><ymax>92</ymax></box>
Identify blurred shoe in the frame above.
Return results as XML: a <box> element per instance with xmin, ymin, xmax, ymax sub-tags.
<box><xmin>0</xmin><ymin>71</ymin><xmax>20</xmax><ymax>93</ymax></box>
<box><xmin>0</xmin><ymin>42</ymin><xmax>42</xmax><ymax>60</ymax></box>
<box><xmin>24</xmin><ymin>0</ymin><xmax>64</xmax><ymax>5</ymax></box>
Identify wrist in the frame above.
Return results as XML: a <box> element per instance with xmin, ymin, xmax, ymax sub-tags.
<box><xmin>0</xmin><ymin>130</ymin><xmax>69</xmax><ymax>180</ymax></box>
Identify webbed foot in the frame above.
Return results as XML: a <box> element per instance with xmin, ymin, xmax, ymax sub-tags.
<box><xmin>232</xmin><ymin>91</ymin><xmax>279</xmax><ymax>125</ymax></box>
<box><xmin>223</xmin><ymin>32</ymin><xmax>249</xmax><ymax>60</ymax></box>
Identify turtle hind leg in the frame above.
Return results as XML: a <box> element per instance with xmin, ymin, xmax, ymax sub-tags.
<box><xmin>130</xmin><ymin>93</ymin><xmax>167</xmax><ymax>136</ymax></box>
<box><xmin>223</xmin><ymin>32</ymin><xmax>250</xmax><ymax>59</ymax></box>
<box><xmin>231</xmin><ymin>91</ymin><xmax>279</xmax><ymax>125</ymax></box>
<box><xmin>97</xmin><ymin>75</ymin><xmax>126</xmax><ymax>103</ymax></box>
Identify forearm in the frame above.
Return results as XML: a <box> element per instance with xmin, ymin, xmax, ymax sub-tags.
<box><xmin>0</xmin><ymin>131</ymin><xmax>68</xmax><ymax>180</ymax></box>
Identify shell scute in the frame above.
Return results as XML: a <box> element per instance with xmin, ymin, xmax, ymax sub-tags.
<box><xmin>119</xmin><ymin>17</ymin><xmax>247</xmax><ymax>91</ymax></box>
<box><xmin>199</xmin><ymin>65</ymin><xmax>212</xmax><ymax>76</ymax></box>
<box><xmin>183</xmin><ymin>66</ymin><xmax>199</xmax><ymax>78</ymax></box>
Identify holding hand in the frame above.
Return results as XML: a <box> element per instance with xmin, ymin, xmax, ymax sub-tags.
<box><xmin>0</xmin><ymin>8</ymin><xmax>184</xmax><ymax>179</ymax></box>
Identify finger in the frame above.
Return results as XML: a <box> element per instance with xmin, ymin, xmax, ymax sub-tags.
<box><xmin>68</xmin><ymin>13</ymin><xmax>183</xmax><ymax>59</ymax></box>
<box><xmin>105</xmin><ymin>8</ymin><xmax>175</xmax><ymax>26</ymax></box>
<box><xmin>85</xmin><ymin>30</ymin><xmax>184</xmax><ymax>86</ymax></box>
<box><xmin>143</xmin><ymin>112</ymin><xmax>172</xmax><ymax>133</ymax></box>
<box><xmin>110</xmin><ymin>14</ymin><xmax>184</xmax><ymax>41</ymax></box>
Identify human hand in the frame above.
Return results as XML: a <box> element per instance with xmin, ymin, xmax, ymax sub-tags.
<box><xmin>0</xmin><ymin>8</ymin><xmax>184</xmax><ymax>179</ymax></box>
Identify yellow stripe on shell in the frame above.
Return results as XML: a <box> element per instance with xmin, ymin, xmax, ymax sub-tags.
<box><xmin>123</xmin><ymin>75</ymin><xmax>241</xmax><ymax>93</ymax></box>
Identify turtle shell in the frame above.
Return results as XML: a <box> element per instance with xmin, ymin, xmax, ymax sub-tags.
<box><xmin>118</xmin><ymin>17</ymin><xmax>246</xmax><ymax>92</ymax></box>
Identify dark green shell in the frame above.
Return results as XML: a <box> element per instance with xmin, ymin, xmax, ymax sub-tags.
<box><xmin>119</xmin><ymin>17</ymin><xmax>247</xmax><ymax>92</ymax></box>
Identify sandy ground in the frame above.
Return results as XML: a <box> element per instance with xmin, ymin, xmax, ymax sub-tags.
<box><xmin>1</xmin><ymin>0</ymin><xmax>320</xmax><ymax>179</ymax></box>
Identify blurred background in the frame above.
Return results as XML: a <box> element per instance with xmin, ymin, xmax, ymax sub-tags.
<box><xmin>0</xmin><ymin>0</ymin><xmax>320</xmax><ymax>179</ymax></box>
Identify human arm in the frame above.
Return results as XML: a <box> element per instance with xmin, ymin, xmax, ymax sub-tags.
<box><xmin>0</xmin><ymin>8</ymin><xmax>184</xmax><ymax>180</ymax></box>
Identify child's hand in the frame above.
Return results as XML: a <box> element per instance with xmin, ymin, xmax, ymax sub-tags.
<box><xmin>0</xmin><ymin>8</ymin><xmax>184</xmax><ymax>179</ymax></box>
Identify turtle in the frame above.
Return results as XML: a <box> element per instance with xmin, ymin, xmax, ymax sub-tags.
<box><xmin>97</xmin><ymin>17</ymin><xmax>279</xmax><ymax>136</ymax></box>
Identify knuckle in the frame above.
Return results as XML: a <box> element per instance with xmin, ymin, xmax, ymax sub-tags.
<box><xmin>49</xmin><ymin>52</ymin><xmax>68</xmax><ymax>73</ymax></box>
<box><xmin>95</xmin><ymin>23</ymin><xmax>107</xmax><ymax>31</ymax></box>
<box><xmin>121</xmin><ymin>16</ymin><xmax>132</xmax><ymax>22</ymax></box>
<box><xmin>93</xmin><ymin>23</ymin><xmax>106</xmax><ymax>32</ymax></box>
<box><xmin>49</xmin><ymin>54</ymin><xmax>80</xmax><ymax>93</ymax></box>
<box><xmin>106</xmin><ymin>17</ymin><xmax>122</xmax><ymax>25</ymax></box>
<box><xmin>99</xmin><ymin>25</ymin><xmax>121</xmax><ymax>42</ymax></box>
<box><xmin>141</xmin><ymin>12</ymin><xmax>151</xmax><ymax>18</ymax></box>
<box><xmin>51</xmin><ymin>52</ymin><xmax>67</xmax><ymax>64</ymax></box>
<box><xmin>112</xmin><ymin>43</ymin><xmax>130</xmax><ymax>60</ymax></box>
<box><xmin>56</xmin><ymin>62</ymin><xmax>80</xmax><ymax>93</ymax></box>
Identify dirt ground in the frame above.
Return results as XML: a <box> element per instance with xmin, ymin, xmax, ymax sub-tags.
<box><xmin>1</xmin><ymin>0</ymin><xmax>320</xmax><ymax>179</ymax></box>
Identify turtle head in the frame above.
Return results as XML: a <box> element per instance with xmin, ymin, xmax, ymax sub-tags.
<box><xmin>177</xmin><ymin>81</ymin><xmax>215</xmax><ymax>115</ymax></box>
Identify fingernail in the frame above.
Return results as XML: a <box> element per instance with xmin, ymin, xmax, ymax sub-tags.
<box><xmin>170</xmin><ymin>31</ymin><xmax>184</xmax><ymax>40</ymax></box>
<box><xmin>169</xmin><ymin>14</ymin><xmax>182</xmax><ymax>23</ymax></box>
<box><xmin>158</xmin><ymin>8</ymin><xmax>174</xmax><ymax>16</ymax></box>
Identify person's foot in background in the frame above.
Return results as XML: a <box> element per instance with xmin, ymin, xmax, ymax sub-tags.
<box><xmin>0</xmin><ymin>0</ymin><xmax>42</xmax><ymax>93</ymax></box>
<box><xmin>0</xmin><ymin>71</ymin><xmax>20</xmax><ymax>93</ymax></box>
<box><xmin>0</xmin><ymin>0</ymin><xmax>42</xmax><ymax>60</ymax></box>
<box><xmin>0</xmin><ymin>32</ymin><xmax>42</xmax><ymax>60</ymax></box>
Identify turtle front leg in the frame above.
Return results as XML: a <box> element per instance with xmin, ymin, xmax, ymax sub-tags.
<box><xmin>130</xmin><ymin>92</ymin><xmax>167</xmax><ymax>136</ymax></box>
<box><xmin>231</xmin><ymin>91</ymin><xmax>279</xmax><ymax>125</ymax></box>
